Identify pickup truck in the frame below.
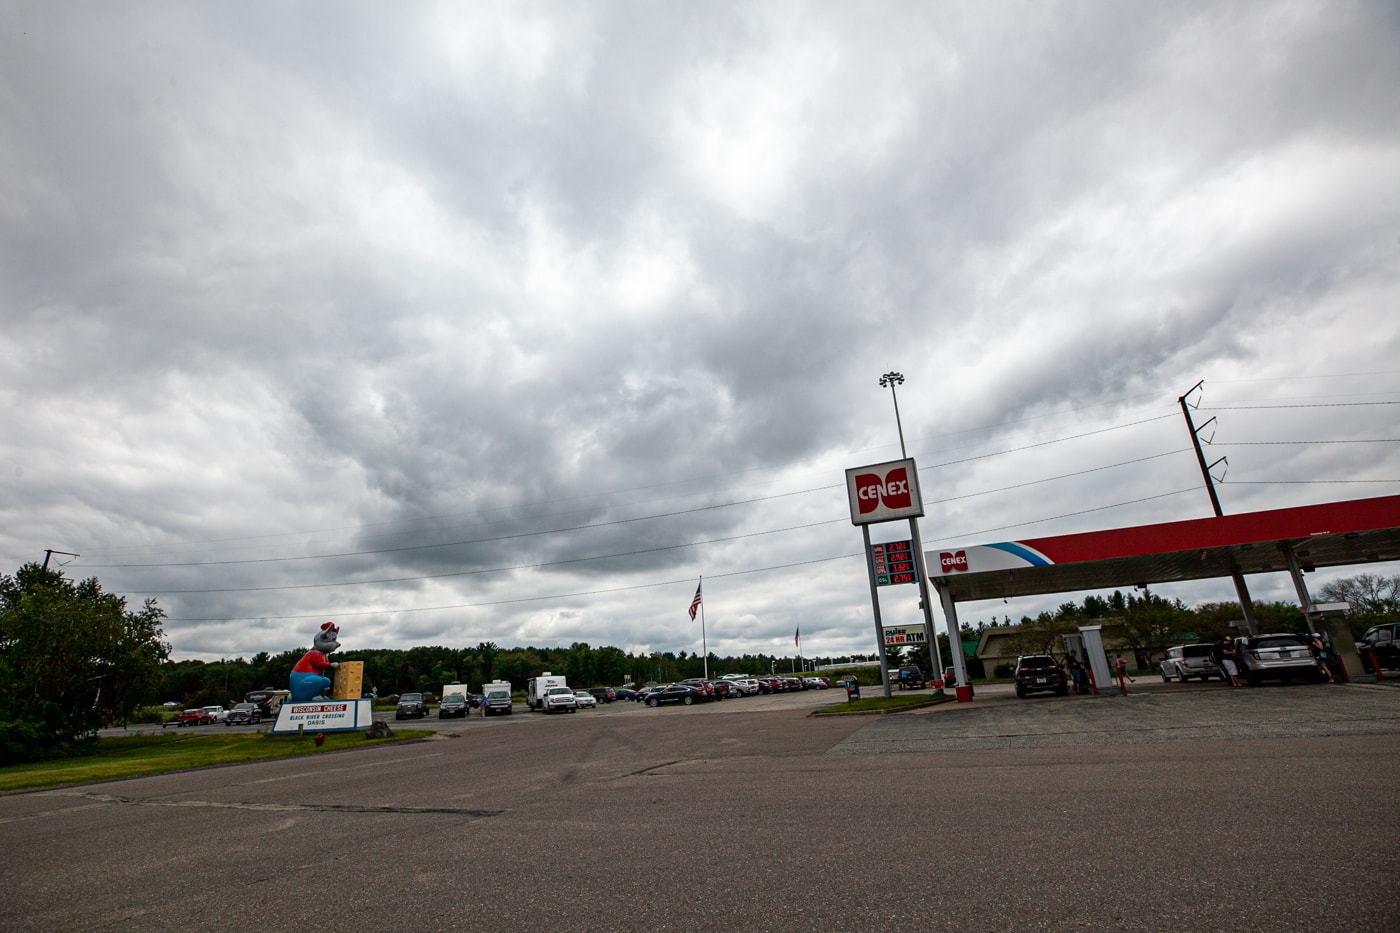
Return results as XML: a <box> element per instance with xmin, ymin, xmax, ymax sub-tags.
<box><xmin>395</xmin><ymin>692</ymin><xmax>429</xmax><ymax>720</ymax></box>
<box><xmin>224</xmin><ymin>702</ymin><xmax>262</xmax><ymax>725</ymax></box>
<box><xmin>480</xmin><ymin>682</ymin><xmax>514</xmax><ymax>716</ymax></box>
<box><xmin>201</xmin><ymin>705</ymin><xmax>228</xmax><ymax>724</ymax></box>
<box><xmin>541</xmin><ymin>685</ymin><xmax>578</xmax><ymax>713</ymax></box>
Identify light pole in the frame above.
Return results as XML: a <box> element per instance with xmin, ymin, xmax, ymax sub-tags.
<box><xmin>879</xmin><ymin>372</ymin><xmax>906</xmax><ymax>457</ymax></box>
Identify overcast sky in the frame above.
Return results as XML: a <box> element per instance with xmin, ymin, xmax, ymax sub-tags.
<box><xmin>3</xmin><ymin>1</ymin><xmax>1398</xmax><ymax>664</ymax></box>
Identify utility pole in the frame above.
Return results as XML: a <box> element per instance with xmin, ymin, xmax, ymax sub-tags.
<box><xmin>1179</xmin><ymin>382</ymin><xmax>1257</xmax><ymax>634</ymax></box>
<box><xmin>42</xmin><ymin>549</ymin><xmax>79</xmax><ymax>570</ymax></box>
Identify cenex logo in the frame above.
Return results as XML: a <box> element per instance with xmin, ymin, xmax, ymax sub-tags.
<box><xmin>855</xmin><ymin>467</ymin><xmax>913</xmax><ymax>514</ymax></box>
<box><xmin>940</xmin><ymin>550</ymin><xmax>968</xmax><ymax>573</ymax></box>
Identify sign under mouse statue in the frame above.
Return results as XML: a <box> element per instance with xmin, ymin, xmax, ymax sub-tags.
<box><xmin>271</xmin><ymin>621</ymin><xmax>375</xmax><ymax>734</ymax></box>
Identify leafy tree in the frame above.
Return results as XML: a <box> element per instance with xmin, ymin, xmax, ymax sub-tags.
<box><xmin>1115</xmin><ymin>591</ymin><xmax>1195</xmax><ymax>665</ymax></box>
<box><xmin>0</xmin><ymin>563</ymin><xmax>169</xmax><ymax>762</ymax></box>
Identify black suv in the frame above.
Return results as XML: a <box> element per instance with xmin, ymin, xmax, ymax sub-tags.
<box><xmin>1358</xmin><ymin>623</ymin><xmax>1400</xmax><ymax>670</ymax></box>
<box><xmin>1014</xmin><ymin>655</ymin><xmax>1068</xmax><ymax>698</ymax></box>
<box><xmin>395</xmin><ymin>692</ymin><xmax>429</xmax><ymax>720</ymax></box>
<box><xmin>437</xmin><ymin>694</ymin><xmax>469</xmax><ymax>719</ymax></box>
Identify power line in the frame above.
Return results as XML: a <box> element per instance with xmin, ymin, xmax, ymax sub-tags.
<box><xmin>1208</xmin><ymin>401</ymin><xmax>1400</xmax><ymax>409</ymax></box>
<box><xmin>1209</xmin><ymin>370</ymin><xmax>1400</xmax><ymax>383</ymax></box>
<box><xmin>1226</xmin><ymin>479</ymin><xmax>1400</xmax><ymax>485</ymax></box>
<box><xmin>1220</xmin><ymin>439</ymin><xmax>1400</xmax><ymax>445</ymax></box>
<box><xmin>161</xmin><ymin>487</ymin><xmax>1202</xmax><ymax>621</ymax></box>
<box><xmin>84</xmin><ymin>415</ymin><xmax>1186</xmax><ymax>569</ymax></box>
<box><xmin>114</xmin><ymin>447</ymin><xmax>1197</xmax><ymax>592</ymax></box>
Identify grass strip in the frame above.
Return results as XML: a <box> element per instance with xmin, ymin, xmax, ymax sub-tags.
<box><xmin>0</xmin><ymin>729</ymin><xmax>430</xmax><ymax>792</ymax></box>
<box><xmin>811</xmin><ymin>693</ymin><xmax>957</xmax><ymax>715</ymax></box>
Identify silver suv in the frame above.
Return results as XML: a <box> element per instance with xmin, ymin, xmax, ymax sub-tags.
<box><xmin>1238</xmin><ymin>633</ymin><xmax>1323</xmax><ymax>686</ymax></box>
<box><xmin>1160</xmin><ymin>644</ymin><xmax>1223</xmax><ymax>683</ymax></box>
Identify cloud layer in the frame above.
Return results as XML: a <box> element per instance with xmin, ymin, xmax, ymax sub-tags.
<box><xmin>3</xmin><ymin>1</ymin><xmax>1398</xmax><ymax>661</ymax></box>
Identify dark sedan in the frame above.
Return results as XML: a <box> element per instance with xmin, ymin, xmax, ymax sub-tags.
<box><xmin>646</xmin><ymin>684</ymin><xmax>704</xmax><ymax>707</ymax></box>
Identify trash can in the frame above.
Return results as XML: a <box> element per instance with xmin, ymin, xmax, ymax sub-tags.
<box><xmin>954</xmin><ymin>684</ymin><xmax>973</xmax><ymax>703</ymax></box>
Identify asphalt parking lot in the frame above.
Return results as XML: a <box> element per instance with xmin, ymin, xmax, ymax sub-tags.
<box><xmin>11</xmin><ymin>681</ymin><xmax>1400</xmax><ymax>932</ymax></box>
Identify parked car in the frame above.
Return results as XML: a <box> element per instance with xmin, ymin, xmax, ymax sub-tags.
<box><xmin>176</xmin><ymin>708</ymin><xmax>211</xmax><ymax>727</ymax></box>
<box><xmin>1238</xmin><ymin>633</ymin><xmax>1324</xmax><ymax>685</ymax></box>
<box><xmin>396</xmin><ymin>692</ymin><xmax>429</xmax><ymax>720</ymax></box>
<box><xmin>646</xmin><ymin>684</ymin><xmax>704</xmax><ymax>707</ymax></box>
<box><xmin>896</xmin><ymin>666</ymin><xmax>924</xmax><ymax>689</ymax></box>
<box><xmin>1014</xmin><ymin>655</ymin><xmax>1069</xmax><ymax>698</ymax></box>
<box><xmin>201</xmin><ymin>705</ymin><xmax>228</xmax><ymax>723</ymax></box>
<box><xmin>224</xmin><ymin>702</ymin><xmax>261</xmax><ymax>725</ymax></box>
<box><xmin>587</xmin><ymin>687</ymin><xmax>615</xmax><ymax>703</ymax></box>
<box><xmin>614</xmin><ymin>688</ymin><xmax>637</xmax><ymax>702</ymax></box>
<box><xmin>573</xmin><ymin>690</ymin><xmax>598</xmax><ymax>709</ymax></box>
<box><xmin>1160</xmin><ymin>644</ymin><xmax>1224</xmax><ymax>683</ymax></box>
<box><xmin>1357</xmin><ymin>622</ymin><xmax>1400</xmax><ymax>670</ymax></box>
<box><xmin>438</xmin><ymin>694</ymin><xmax>469</xmax><ymax>719</ymax></box>
<box><xmin>681</xmin><ymin>678</ymin><xmax>716</xmax><ymax>701</ymax></box>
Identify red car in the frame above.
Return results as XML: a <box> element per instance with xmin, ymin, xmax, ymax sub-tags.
<box><xmin>175</xmin><ymin>708</ymin><xmax>211</xmax><ymax>727</ymax></box>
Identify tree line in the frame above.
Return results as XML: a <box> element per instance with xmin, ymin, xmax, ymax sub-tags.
<box><xmin>4</xmin><ymin>559</ymin><xmax>1397</xmax><ymax>763</ymax></box>
<box><xmin>162</xmin><ymin>641</ymin><xmax>875</xmax><ymax>709</ymax></box>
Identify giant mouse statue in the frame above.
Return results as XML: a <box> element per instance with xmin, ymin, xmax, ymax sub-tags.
<box><xmin>289</xmin><ymin>621</ymin><xmax>341</xmax><ymax>701</ymax></box>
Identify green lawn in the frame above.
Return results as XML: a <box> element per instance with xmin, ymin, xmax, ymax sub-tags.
<box><xmin>0</xmin><ymin>729</ymin><xmax>430</xmax><ymax>793</ymax></box>
<box><xmin>811</xmin><ymin>692</ymin><xmax>956</xmax><ymax>715</ymax></box>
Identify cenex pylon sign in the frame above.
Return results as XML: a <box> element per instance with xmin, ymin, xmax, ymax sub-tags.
<box><xmin>846</xmin><ymin>457</ymin><xmax>946</xmax><ymax>698</ymax></box>
<box><xmin>844</xmin><ymin>458</ymin><xmax>924</xmax><ymax>525</ymax></box>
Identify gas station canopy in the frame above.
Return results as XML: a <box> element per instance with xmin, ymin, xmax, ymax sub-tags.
<box><xmin>926</xmin><ymin>495</ymin><xmax>1400</xmax><ymax>604</ymax></box>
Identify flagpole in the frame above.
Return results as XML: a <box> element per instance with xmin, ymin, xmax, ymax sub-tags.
<box><xmin>699</xmin><ymin>576</ymin><xmax>708</xmax><ymax>680</ymax></box>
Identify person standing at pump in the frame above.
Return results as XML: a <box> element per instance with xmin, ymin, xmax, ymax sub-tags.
<box><xmin>1309</xmin><ymin>633</ymin><xmax>1336</xmax><ymax>684</ymax></box>
<box><xmin>1115</xmin><ymin>654</ymin><xmax>1133</xmax><ymax>693</ymax></box>
<box><xmin>1067</xmin><ymin>650</ymin><xmax>1086</xmax><ymax>695</ymax></box>
<box><xmin>1219</xmin><ymin>635</ymin><xmax>1245</xmax><ymax>688</ymax></box>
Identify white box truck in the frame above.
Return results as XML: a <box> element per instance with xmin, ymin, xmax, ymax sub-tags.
<box><xmin>527</xmin><ymin>672</ymin><xmax>568</xmax><ymax>711</ymax></box>
<box><xmin>480</xmin><ymin>680</ymin><xmax>513</xmax><ymax>716</ymax></box>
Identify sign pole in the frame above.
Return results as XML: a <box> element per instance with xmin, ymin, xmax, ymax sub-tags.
<box><xmin>863</xmin><ymin>524</ymin><xmax>893</xmax><ymax>697</ymax></box>
<box><xmin>909</xmin><ymin>517</ymin><xmax>943</xmax><ymax>687</ymax></box>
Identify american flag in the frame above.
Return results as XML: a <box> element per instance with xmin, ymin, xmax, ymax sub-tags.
<box><xmin>689</xmin><ymin>582</ymin><xmax>702</xmax><ymax>620</ymax></box>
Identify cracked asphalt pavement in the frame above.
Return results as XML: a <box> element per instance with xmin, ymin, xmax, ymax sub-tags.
<box><xmin>3</xmin><ymin>681</ymin><xmax>1398</xmax><ymax>932</ymax></box>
